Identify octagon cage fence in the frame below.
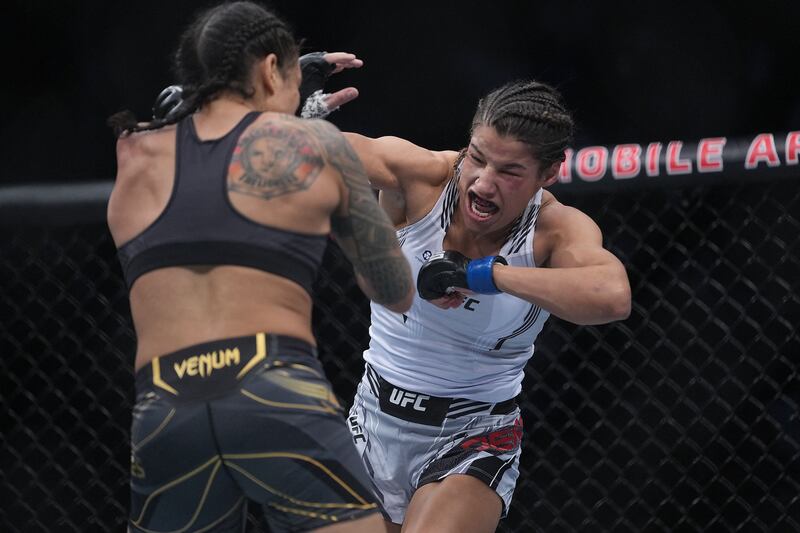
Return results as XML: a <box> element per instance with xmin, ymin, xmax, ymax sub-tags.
<box><xmin>1</xmin><ymin>131</ymin><xmax>798</xmax><ymax>532</ymax></box>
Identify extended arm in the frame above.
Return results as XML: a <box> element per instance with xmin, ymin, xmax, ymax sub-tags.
<box><xmin>343</xmin><ymin>133</ymin><xmax>457</xmax><ymax>191</ymax></box>
<box><xmin>493</xmin><ymin>204</ymin><xmax>631</xmax><ymax>325</ymax></box>
<box><xmin>308</xmin><ymin>121</ymin><xmax>415</xmax><ymax>312</ymax></box>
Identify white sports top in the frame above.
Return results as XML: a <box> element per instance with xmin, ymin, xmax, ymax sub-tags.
<box><xmin>364</xmin><ymin>172</ymin><xmax>550</xmax><ymax>402</ymax></box>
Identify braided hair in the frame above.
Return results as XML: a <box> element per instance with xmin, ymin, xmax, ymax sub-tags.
<box><xmin>108</xmin><ymin>1</ymin><xmax>299</xmax><ymax>137</ymax></box>
<box><xmin>471</xmin><ymin>80</ymin><xmax>574</xmax><ymax>167</ymax></box>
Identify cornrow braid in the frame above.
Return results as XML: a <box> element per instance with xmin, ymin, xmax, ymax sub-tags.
<box><xmin>108</xmin><ymin>1</ymin><xmax>299</xmax><ymax>138</ymax></box>
<box><xmin>211</xmin><ymin>17</ymin><xmax>283</xmax><ymax>97</ymax></box>
<box><xmin>471</xmin><ymin>80</ymin><xmax>575</xmax><ymax>167</ymax></box>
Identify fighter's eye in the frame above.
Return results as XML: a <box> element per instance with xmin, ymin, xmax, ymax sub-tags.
<box><xmin>469</xmin><ymin>152</ymin><xmax>485</xmax><ymax>165</ymax></box>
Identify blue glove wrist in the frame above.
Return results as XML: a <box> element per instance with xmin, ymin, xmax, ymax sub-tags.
<box><xmin>466</xmin><ymin>256</ymin><xmax>507</xmax><ymax>294</ymax></box>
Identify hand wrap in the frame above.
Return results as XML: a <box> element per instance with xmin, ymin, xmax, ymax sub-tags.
<box><xmin>298</xmin><ymin>52</ymin><xmax>337</xmax><ymax>119</ymax></box>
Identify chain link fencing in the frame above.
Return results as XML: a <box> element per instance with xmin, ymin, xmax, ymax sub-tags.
<box><xmin>1</xmin><ymin>178</ymin><xmax>798</xmax><ymax>532</ymax></box>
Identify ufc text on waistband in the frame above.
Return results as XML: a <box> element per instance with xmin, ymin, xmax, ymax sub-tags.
<box><xmin>365</xmin><ymin>365</ymin><xmax>515</xmax><ymax>426</ymax></box>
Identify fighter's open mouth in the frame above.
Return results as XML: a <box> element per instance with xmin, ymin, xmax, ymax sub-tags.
<box><xmin>468</xmin><ymin>191</ymin><xmax>498</xmax><ymax>218</ymax></box>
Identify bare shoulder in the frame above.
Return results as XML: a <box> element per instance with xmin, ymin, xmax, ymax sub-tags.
<box><xmin>109</xmin><ymin>126</ymin><xmax>177</xmax><ymax>245</ymax></box>
<box><xmin>535</xmin><ymin>189</ymin><xmax>604</xmax><ymax>267</ymax></box>
<box><xmin>119</xmin><ymin>125</ymin><xmax>176</xmax><ymax>154</ymax></box>
<box><xmin>242</xmin><ymin>121</ymin><xmax>401</xmax><ymax>197</ymax></box>
<box><xmin>253</xmin><ymin>111</ymin><xmax>328</xmax><ymax>129</ymax></box>
<box><xmin>538</xmin><ymin>189</ymin><xmax>601</xmax><ymax>238</ymax></box>
<box><xmin>299</xmin><ymin>117</ymin><xmax>365</xmax><ymax>173</ymax></box>
<box><xmin>115</xmin><ymin>126</ymin><xmax>176</xmax><ymax>179</ymax></box>
<box><xmin>227</xmin><ymin>113</ymin><xmax>340</xmax><ymax>202</ymax></box>
<box><xmin>260</xmin><ymin>112</ymin><xmax>345</xmax><ymax>134</ymax></box>
<box><xmin>246</xmin><ymin>114</ymin><xmax>353</xmax><ymax>163</ymax></box>
<box><xmin>241</xmin><ymin>112</ymin><xmax>332</xmax><ymax>146</ymax></box>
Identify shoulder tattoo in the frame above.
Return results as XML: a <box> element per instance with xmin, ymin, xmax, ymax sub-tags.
<box><xmin>228</xmin><ymin>121</ymin><xmax>324</xmax><ymax>200</ymax></box>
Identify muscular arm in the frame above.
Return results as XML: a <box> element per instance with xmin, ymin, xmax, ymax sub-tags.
<box><xmin>308</xmin><ymin>121</ymin><xmax>415</xmax><ymax>312</ymax></box>
<box><xmin>343</xmin><ymin>133</ymin><xmax>457</xmax><ymax>190</ymax></box>
<box><xmin>492</xmin><ymin>203</ymin><xmax>631</xmax><ymax>325</ymax></box>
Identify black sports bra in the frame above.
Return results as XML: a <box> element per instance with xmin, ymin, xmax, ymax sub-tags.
<box><xmin>116</xmin><ymin>112</ymin><xmax>328</xmax><ymax>293</ymax></box>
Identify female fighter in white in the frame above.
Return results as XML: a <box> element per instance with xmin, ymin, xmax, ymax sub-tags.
<box><xmin>345</xmin><ymin>80</ymin><xmax>631</xmax><ymax>533</ymax></box>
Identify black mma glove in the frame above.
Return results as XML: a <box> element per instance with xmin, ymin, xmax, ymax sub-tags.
<box><xmin>151</xmin><ymin>52</ymin><xmax>337</xmax><ymax>121</ymax></box>
<box><xmin>416</xmin><ymin>251</ymin><xmax>508</xmax><ymax>301</ymax></box>
<box><xmin>298</xmin><ymin>52</ymin><xmax>336</xmax><ymax>119</ymax></box>
<box><xmin>152</xmin><ymin>85</ymin><xmax>186</xmax><ymax>121</ymax></box>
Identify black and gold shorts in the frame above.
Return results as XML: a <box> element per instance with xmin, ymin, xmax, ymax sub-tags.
<box><xmin>129</xmin><ymin>333</ymin><xmax>380</xmax><ymax>533</ymax></box>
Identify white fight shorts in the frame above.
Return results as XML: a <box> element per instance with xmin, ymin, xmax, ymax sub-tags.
<box><xmin>348</xmin><ymin>364</ymin><xmax>523</xmax><ymax>524</ymax></box>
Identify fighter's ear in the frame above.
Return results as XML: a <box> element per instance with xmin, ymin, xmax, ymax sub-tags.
<box><xmin>256</xmin><ymin>53</ymin><xmax>281</xmax><ymax>95</ymax></box>
<box><xmin>541</xmin><ymin>161</ymin><xmax>562</xmax><ymax>187</ymax></box>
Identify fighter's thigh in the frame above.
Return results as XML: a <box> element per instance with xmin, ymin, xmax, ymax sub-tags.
<box><xmin>403</xmin><ymin>410</ymin><xmax>523</xmax><ymax>532</ymax></box>
<box><xmin>403</xmin><ymin>475</ymin><xmax>502</xmax><ymax>533</ymax></box>
<box><xmin>348</xmin><ymin>382</ymin><xmax>420</xmax><ymax>524</ymax></box>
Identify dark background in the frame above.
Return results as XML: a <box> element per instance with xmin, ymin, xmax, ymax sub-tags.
<box><xmin>4</xmin><ymin>0</ymin><xmax>800</xmax><ymax>185</ymax></box>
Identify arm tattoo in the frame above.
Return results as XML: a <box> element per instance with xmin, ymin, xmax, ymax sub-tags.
<box><xmin>306</xmin><ymin>120</ymin><xmax>412</xmax><ymax>306</ymax></box>
<box><xmin>228</xmin><ymin>121</ymin><xmax>324</xmax><ymax>199</ymax></box>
